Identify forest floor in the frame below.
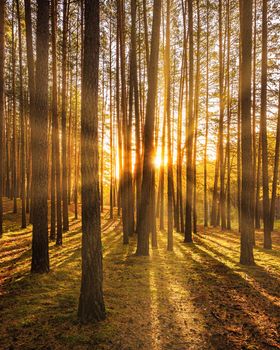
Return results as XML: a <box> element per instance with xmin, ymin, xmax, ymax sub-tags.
<box><xmin>0</xmin><ymin>198</ymin><xmax>280</xmax><ymax>350</ymax></box>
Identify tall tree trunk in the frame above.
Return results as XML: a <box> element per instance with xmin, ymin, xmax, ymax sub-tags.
<box><xmin>67</xmin><ymin>67</ymin><xmax>72</xmax><ymax>205</ymax></box>
<box><xmin>269</xmin><ymin>82</ymin><xmax>280</xmax><ymax>231</ymax></box>
<box><xmin>166</xmin><ymin>0</ymin><xmax>173</xmax><ymax>251</ymax></box>
<box><xmin>118</xmin><ymin>0</ymin><xmax>134</xmax><ymax>241</ymax></box>
<box><xmin>116</xmin><ymin>22</ymin><xmax>122</xmax><ymax>217</ymax></box>
<box><xmin>239</xmin><ymin>0</ymin><xmax>255</xmax><ymax>265</ymax></box>
<box><xmin>0</xmin><ymin>0</ymin><xmax>4</xmax><ymax>236</ymax></box>
<box><xmin>204</xmin><ymin>0</ymin><xmax>209</xmax><ymax>228</ymax></box>
<box><xmin>100</xmin><ymin>58</ymin><xmax>105</xmax><ymax>213</ymax></box>
<box><xmin>176</xmin><ymin>8</ymin><xmax>186</xmax><ymax>233</ymax></box>
<box><xmin>74</xmin><ymin>11</ymin><xmax>79</xmax><ymax>220</ymax></box>
<box><xmin>31</xmin><ymin>0</ymin><xmax>50</xmax><ymax>273</ymax></box>
<box><xmin>12</xmin><ymin>2</ymin><xmax>17</xmax><ymax>214</ymax></box>
<box><xmin>50</xmin><ymin>0</ymin><xmax>56</xmax><ymax>240</ymax></box>
<box><xmin>226</xmin><ymin>0</ymin><xmax>231</xmax><ymax>230</ymax></box>
<box><xmin>158</xmin><ymin>109</ymin><xmax>166</xmax><ymax>229</ymax></box>
<box><xmin>192</xmin><ymin>0</ymin><xmax>200</xmax><ymax>235</ymax></box>
<box><xmin>219</xmin><ymin>0</ymin><xmax>226</xmax><ymax>230</ymax></box>
<box><xmin>252</xmin><ymin>0</ymin><xmax>257</xmax><ymax>238</ymax></box>
<box><xmin>255</xmin><ymin>138</ymin><xmax>261</xmax><ymax>229</ymax></box>
<box><xmin>184</xmin><ymin>0</ymin><xmax>194</xmax><ymax>243</ymax></box>
<box><xmin>260</xmin><ymin>0</ymin><xmax>271</xmax><ymax>249</ymax></box>
<box><xmin>61</xmin><ymin>0</ymin><xmax>69</xmax><ymax>232</ymax></box>
<box><xmin>109</xmin><ymin>15</ymin><xmax>113</xmax><ymax>219</ymax></box>
<box><xmin>237</xmin><ymin>72</ymin><xmax>241</xmax><ymax>232</ymax></box>
<box><xmin>5</xmin><ymin>102</ymin><xmax>11</xmax><ymax>199</ymax></box>
<box><xmin>131</xmin><ymin>0</ymin><xmax>141</xmax><ymax>231</ymax></box>
<box><xmin>16</xmin><ymin>0</ymin><xmax>26</xmax><ymax>229</ymax></box>
<box><xmin>24</xmin><ymin>0</ymin><xmax>35</xmax><ymax>224</ymax></box>
<box><xmin>51</xmin><ymin>0</ymin><xmax>62</xmax><ymax>245</ymax></box>
<box><xmin>136</xmin><ymin>0</ymin><xmax>161</xmax><ymax>256</ymax></box>
<box><xmin>78</xmin><ymin>0</ymin><xmax>105</xmax><ymax>323</ymax></box>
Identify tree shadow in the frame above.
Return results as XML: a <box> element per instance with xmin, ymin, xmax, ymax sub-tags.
<box><xmin>195</xmin><ymin>235</ymin><xmax>280</xmax><ymax>300</ymax></box>
<box><xmin>172</xmin><ymin>236</ymin><xmax>280</xmax><ymax>349</ymax></box>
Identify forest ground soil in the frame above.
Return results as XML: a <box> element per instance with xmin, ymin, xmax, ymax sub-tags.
<box><xmin>0</xmin><ymin>199</ymin><xmax>279</xmax><ymax>350</ymax></box>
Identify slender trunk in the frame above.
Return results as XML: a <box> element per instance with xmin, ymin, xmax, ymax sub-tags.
<box><xmin>252</xmin><ymin>0</ymin><xmax>257</xmax><ymax>239</ymax></box>
<box><xmin>118</xmin><ymin>0</ymin><xmax>134</xmax><ymax>242</ymax></box>
<box><xmin>136</xmin><ymin>0</ymin><xmax>161</xmax><ymax>256</ymax></box>
<box><xmin>255</xmin><ymin>136</ymin><xmax>261</xmax><ymax>229</ymax></box>
<box><xmin>61</xmin><ymin>0</ymin><xmax>69</xmax><ymax>232</ymax></box>
<box><xmin>184</xmin><ymin>0</ymin><xmax>194</xmax><ymax>242</ymax></box>
<box><xmin>132</xmin><ymin>0</ymin><xmax>141</xmax><ymax>230</ymax></box>
<box><xmin>116</xmin><ymin>22</ymin><xmax>122</xmax><ymax>217</ymax></box>
<box><xmin>226</xmin><ymin>0</ymin><xmax>231</xmax><ymax>230</ymax></box>
<box><xmin>100</xmin><ymin>58</ymin><xmax>105</xmax><ymax>213</ymax></box>
<box><xmin>74</xmin><ymin>10</ymin><xmax>79</xmax><ymax>220</ymax></box>
<box><xmin>109</xmin><ymin>16</ymin><xmax>113</xmax><ymax>219</ymax></box>
<box><xmin>219</xmin><ymin>0</ymin><xmax>226</xmax><ymax>230</ymax></box>
<box><xmin>12</xmin><ymin>2</ymin><xmax>17</xmax><ymax>214</ymax></box>
<box><xmin>0</xmin><ymin>0</ymin><xmax>4</xmax><ymax>236</ymax></box>
<box><xmin>166</xmin><ymin>0</ymin><xmax>173</xmax><ymax>251</ymax></box>
<box><xmin>16</xmin><ymin>0</ymin><xmax>26</xmax><ymax>228</ymax></box>
<box><xmin>78</xmin><ymin>0</ymin><xmax>105</xmax><ymax>323</ymax></box>
<box><xmin>31</xmin><ymin>0</ymin><xmax>50</xmax><ymax>273</ymax></box>
<box><xmin>239</xmin><ymin>0</ymin><xmax>255</xmax><ymax>265</ymax></box>
<box><xmin>176</xmin><ymin>16</ymin><xmax>186</xmax><ymax>233</ymax></box>
<box><xmin>67</xmin><ymin>67</ymin><xmax>72</xmax><ymax>205</ymax></box>
<box><xmin>24</xmin><ymin>0</ymin><xmax>35</xmax><ymax>224</ymax></box>
<box><xmin>260</xmin><ymin>0</ymin><xmax>271</xmax><ymax>249</ymax></box>
<box><xmin>204</xmin><ymin>0</ymin><xmax>209</xmax><ymax>227</ymax></box>
<box><xmin>192</xmin><ymin>0</ymin><xmax>200</xmax><ymax>235</ymax></box>
<box><xmin>51</xmin><ymin>0</ymin><xmax>62</xmax><ymax>245</ymax></box>
<box><xmin>269</xmin><ymin>82</ymin><xmax>280</xmax><ymax>231</ymax></box>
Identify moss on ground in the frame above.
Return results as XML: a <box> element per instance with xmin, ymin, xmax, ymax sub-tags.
<box><xmin>0</xmin><ymin>199</ymin><xmax>279</xmax><ymax>350</ymax></box>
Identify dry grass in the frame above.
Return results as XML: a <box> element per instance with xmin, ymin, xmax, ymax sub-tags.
<box><xmin>0</xmin><ymin>199</ymin><xmax>280</xmax><ymax>350</ymax></box>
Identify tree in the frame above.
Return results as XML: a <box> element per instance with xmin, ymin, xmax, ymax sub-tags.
<box><xmin>166</xmin><ymin>0</ymin><xmax>173</xmax><ymax>251</ymax></box>
<box><xmin>226</xmin><ymin>0</ymin><xmax>231</xmax><ymax>230</ymax></box>
<box><xmin>239</xmin><ymin>0</ymin><xmax>255</xmax><ymax>266</ymax></box>
<box><xmin>270</xmin><ymin>81</ymin><xmax>280</xmax><ymax>231</ymax></box>
<box><xmin>24</xmin><ymin>0</ymin><xmax>35</xmax><ymax>224</ymax></box>
<box><xmin>31</xmin><ymin>0</ymin><xmax>50</xmax><ymax>273</ymax></box>
<box><xmin>260</xmin><ymin>0</ymin><xmax>272</xmax><ymax>250</ymax></box>
<box><xmin>61</xmin><ymin>0</ymin><xmax>69</xmax><ymax>233</ymax></box>
<box><xmin>78</xmin><ymin>0</ymin><xmax>106</xmax><ymax>323</ymax></box>
<box><xmin>130</xmin><ymin>0</ymin><xmax>141</xmax><ymax>230</ymax></box>
<box><xmin>204</xmin><ymin>0</ymin><xmax>209</xmax><ymax>228</ymax></box>
<box><xmin>117</xmin><ymin>0</ymin><xmax>134</xmax><ymax>242</ymax></box>
<box><xmin>51</xmin><ymin>0</ymin><xmax>62</xmax><ymax>245</ymax></box>
<box><xmin>184</xmin><ymin>0</ymin><xmax>194</xmax><ymax>243</ymax></box>
<box><xmin>11</xmin><ymin>1</ymin><xmax>17</xmax><ymax>215</ymax></box>
<box><xmin>136</xmin><ymin>0</ymin><xmax>161</xmax><ymax>256</ymax></box>
<box><xmin>0</xmin><ymin>0</ymin><xmax>4</xmax><ymax>237</ymax></box>
<box><xmin>219</xmin><ymin>0</ymin><xmax>226</xmax><ymax>230</ymax></box>
<box><xmin>16</xmin><ymin>0</ymin><xmax>26</xmax><ymax>229</ymax></box>
<box><xmin>192</xmin><ymin>0</ymin><xmax>201</xmax><ymax>235</ymax></box>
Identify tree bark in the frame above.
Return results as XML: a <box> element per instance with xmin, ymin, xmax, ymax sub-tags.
<box><xmin>61</xmin><ymin>0</ymin><xmax>69</xmax><ymax>232</ymax></box>
<box><xmin>31</xmin><ymin>0</ymin><xmax>50</xmax><ymax>273</ymax></box>
<box><xmin>51</xmin><ymin>0</ymin><xmax>62</xmax><ymax>245</ymax></box>
<box><xmin>0</xmin><ymin>0</ymin><xmax>4</xmax><ymax>236</ymax></box>
<box><xmin>184</xmin><ymin>0</ymin><xmax>194</xmax><ymax>243</ymax></box>
<box><xmin>78</xmin><ymin>0</ymin><xmax>106</xmax><ymax>323</ymax></box>
<box><xmin>269</xmin><ymin>82</ymin><xmax>280</xmax><ymax>231</ymax></box>
<box><xmin>219</xmin><ymin>0</ymin><xmax>226</xmax><ymax>230</ymax></box>
<box><xmin>136</xmin><ymin>0</ymin><xmax>161</xmax><ymax>256</ymax></box>
<box><xmin>239</xmin><ymin>0</ymin><xmax>255</xmax><ymax>265</ymax></box>
<box><xmin>204</xmin><ymin>0</ymin><xmax>209</xmax><ymax>228</ymax></box>
<box><xmin>260</xmin><ymin>0</ymin><xmax>271</xmax><ymax>249</ymax></box>
<box><xmin>166</xmin><ymin>0</ymin><xmax>173</xmax><ymax>251</ymax></box>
